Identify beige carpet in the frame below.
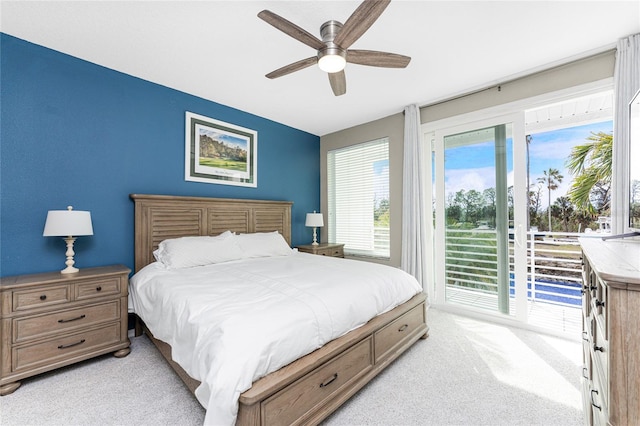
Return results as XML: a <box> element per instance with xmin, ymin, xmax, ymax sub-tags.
<box><xmin>0</xmin><ymin>308</ymin><xmax>583</xmax><ymax>425</ymax></box>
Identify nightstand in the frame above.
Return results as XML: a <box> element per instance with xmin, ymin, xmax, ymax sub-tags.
<box><xmin>0</xmin><ymin>265</ymin><xmax>131</xmax><ymax>395</ymax></box>
<box><xmin>297</xmin><ymin>243</ymin><xmax>345</xmax><ymax>258</ymax></box>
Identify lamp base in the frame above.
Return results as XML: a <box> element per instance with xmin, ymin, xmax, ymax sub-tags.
<box><xmin>61</xmin><ymin>266</ymin><xmax>80</xmax><ymax>274</ymax></box>
<box><xmin>312</xmin><ymin>227</ymin><xmax>319</xmax><ymax>245</ymax></box>
<box><xmin>61</xmin><ymin>236</ymin><xmax>80</xmax><ymax>274</ymax></box>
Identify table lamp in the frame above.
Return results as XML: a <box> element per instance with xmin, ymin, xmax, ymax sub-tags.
<box><xmin>305</xmin><ymin>211</ymin><xmax>324</xmax><ymax>246</ymax></box>
<box><xmin>43</xmin><ymin>206</ymin><xmax>94</xmax><ymax>274</ymax></box>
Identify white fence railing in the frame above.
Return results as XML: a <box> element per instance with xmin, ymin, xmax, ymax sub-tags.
<box><xmin>445</xmin><ymin>229</ymin><xmax>586</xmax><ymax>308</ymax></box>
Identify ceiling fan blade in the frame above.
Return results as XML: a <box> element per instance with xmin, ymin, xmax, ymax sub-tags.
<box><xmin>328</xmin><ymin>71</ymin><xmax>346</xmax><ymax>96</ymax></box>
<box><xmin>333</xmin><ymin>0</ymin><xmax>391</xmax><ymax>49</ymax></box>
<box><xmin>258</xmin><ymin>10</ymin><xmax>325</xmax><ymax>51</ymax></box>
<box><xmin>347</xmin><ymin>50</ymin><xmax>411</xmax><ymax>68</ymax></box>
<box><xmin>266</xmin><ymin>57</ymin><xmax>318</xmax><ymax>79</ymax></box>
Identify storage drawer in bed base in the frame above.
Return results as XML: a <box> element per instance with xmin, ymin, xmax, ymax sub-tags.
<box><xmin>137</xmin><ymin>292</ymin><xmax>429</xmax><ymax>426</ymax></box>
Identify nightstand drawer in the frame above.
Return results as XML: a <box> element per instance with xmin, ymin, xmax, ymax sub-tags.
<box><xmin>14</xmin><ymin>301</ymin><xmax>120</xmax><ymax>343</ymax></box>
<box><xmin>13</xmin><ymin>323</ymin><xmax>121</xmax><ymax>372</ymax></box>
<box><xmin>297</xmin><ymin>243</ymin><xmax>345</xmax><ymax>258</ymax></box>
<box><xmin>75</xmin><ymin>277</ymin><xmax>121</xmax><ymax>300</ymax></box>
<box><xmin>12</xmin><ymin>285</ymin><xmax>70</xmax><ymax>312</ymax></box>
<box><xmin>317</xmin><ymin>246</ymin><xmax>344</xmax><ymax>257</ymax></box>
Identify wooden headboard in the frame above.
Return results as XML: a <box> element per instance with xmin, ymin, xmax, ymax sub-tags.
<box><xmin>130</xmin><ymin>194</ymin><xmax>293</xmax><ymax>273</ymax></box>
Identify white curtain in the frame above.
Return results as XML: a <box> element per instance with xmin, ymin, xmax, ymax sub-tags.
<box><xmin>401</xmin><ymin>104</ymin><xmax>427</xmax><ymax>289</ymax></box>
<box><xmin>611</xmin><ymin>33</ymin><xmax>640</xmax><ymax>234</ymax></box>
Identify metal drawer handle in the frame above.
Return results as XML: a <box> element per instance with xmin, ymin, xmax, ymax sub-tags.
<box><xmin>40</xmin><ymin>295</ymin><xmax>47</xmax><ymax>301</ymax></box>
<box><xmin>595</xmin><ymin>300</ymin><xmax>605</xmax><ymax>308</ymax></box>
<box><xmin>320</xmin><ymin>373</ymin><xmax>338</xmax><ymax>388</ymax></box>
<box><xmin>96</xmin><ymin>286</ymin><xmax>102</xmax><ymax>292</ymax></box>
<box><xmin>58</xmin><ymin>314</ymin><xmax>86</xmax><ymax>324</ymax></box>
<box><xmin>582</xmin><ymin>367</ymin><xmax>589</xmax><ymax>379</ymax></box>
<box><xmin>582</xmin><ymin>331</ymin><xmax>589</xmax><ymax>342</ymax></box>
<box><xmin>58</xmin><ymin>339</ymin><xmax>86</xmax><ymax>350</ymax></box>
<box><xmin>594</xmin><ymin>344</ymin><xmax>604</xmax><ymax>353</ymax></box>
<box><xmin>590</xmin><ymin>389</ymin><xmax>602</xmax><ymax>411</ymax></box>
<box><xmin>398</xmin><ymin>324</ymin><xmax>409</xmax><ymax>332</ymax></box>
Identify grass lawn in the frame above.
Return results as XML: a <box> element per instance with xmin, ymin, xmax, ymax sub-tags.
<box><xmin>199</xmin><ymin>157</ymin><xmax>246</xmax><ymax>172</ymax></box>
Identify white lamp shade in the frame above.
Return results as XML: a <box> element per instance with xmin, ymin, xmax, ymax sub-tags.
<box><xmin>43</xmin><ymin>207</ymin><xmax>93</xmax><ymax>237</ymax></box>
<box><xmin>305</xmin><ymin>212</ymin><xmax>324</xmax><ymax>227</ymax></box>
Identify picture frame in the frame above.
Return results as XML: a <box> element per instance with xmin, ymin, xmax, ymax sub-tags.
<box><xmin>185</xmin><ymin>111</ymin><xmax>257</xmax><ymax>187</ymax></box>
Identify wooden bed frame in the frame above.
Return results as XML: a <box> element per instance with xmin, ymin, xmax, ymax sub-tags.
<box><xmin>130</xmin><ymin>194</ymin><xmax>429</xmax><ymax>425</ymax></box>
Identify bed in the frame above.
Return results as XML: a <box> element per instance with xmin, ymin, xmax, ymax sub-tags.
<box><xmin>129</xmin><ymin>194</ymin><xmax>429</xmax><ymax>425</ymax></box>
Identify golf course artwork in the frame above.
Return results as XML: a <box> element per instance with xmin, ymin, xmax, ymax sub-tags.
<box><xmin>185</xmin><ymin>111</ymin><xmax>257</xmax><ymax>187</ymax></box>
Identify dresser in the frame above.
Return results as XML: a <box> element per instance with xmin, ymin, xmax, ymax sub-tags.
<box><xmin>0</xmin><ymin>265</ymin><xmax>131</xmax><ymax>395</ymax></box>
<box><xmin>579</xmin><ymin>238</ymin><xmax>640</xmax><ymax>425</ymax></box>
<box><xmin>296</xmin><ymin>243</ymin><xmax>345</xmax><ymax>258</ymax></box>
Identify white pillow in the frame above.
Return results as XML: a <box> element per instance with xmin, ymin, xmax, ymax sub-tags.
<box><xmin>153</xmin><ymin>230</ymin><xmax>243</xmax><ymax>269</ymax></box>
<box><xmin>235</xmin><ymin>231</ymin><xmax>293</xmax><ymax>258</ymax></box>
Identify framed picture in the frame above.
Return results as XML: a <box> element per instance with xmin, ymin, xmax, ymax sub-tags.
<box><xmin>185</xmin><ymin>112</ymin><xmax>257</xmax><ymax>187</ymax></box>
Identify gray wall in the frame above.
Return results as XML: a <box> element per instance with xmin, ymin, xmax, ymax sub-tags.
<box><xmin>320</xmin><ymin>49</ymin><xmax>615</xmax><ymax>267</ymax></box>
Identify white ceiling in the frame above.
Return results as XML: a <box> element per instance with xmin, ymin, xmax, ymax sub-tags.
<box><xmin>1</xmin><ymin>1</ymin><xmax>639</xmax><ymax>136</ymax></box>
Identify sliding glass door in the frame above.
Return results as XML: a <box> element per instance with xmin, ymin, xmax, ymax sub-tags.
<box><xmin>432</xmin><ymin>114</ymin><xmax>528</xmax><ymax>320</ymax></box>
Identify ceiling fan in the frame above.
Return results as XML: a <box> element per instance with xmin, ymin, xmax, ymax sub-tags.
<box><xmin>258</xmin><ymin>0</ymin><xmax>411</xmax><ymax>96</ymax></box>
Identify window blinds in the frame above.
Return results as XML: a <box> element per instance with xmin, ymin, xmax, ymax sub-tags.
<box><xmin>327</xmin><ymin>138</ymin><xmax>390</xmax><ymax>258</ymax></box>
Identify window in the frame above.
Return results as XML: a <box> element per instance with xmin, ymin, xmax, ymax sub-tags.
<box><xmin>327</xmin><ymin>137</ymin><xmax>390</xmax><ymax>258</ymax></box>
<box><xmin>424</xmin><ymin>84</ymin><xmax>613</xmax><ymax>336</ymax></box>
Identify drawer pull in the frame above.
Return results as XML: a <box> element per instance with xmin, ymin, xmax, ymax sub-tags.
<box><xmin>595</xmin><ymin>299</ymin><xmax>605</xmax><ymax>308</ymax></box>
<box><xmin>398</xmin><ymin>324</ymin><xmax>409</xmax><ymax>332</ymax></box>
<box><xmin>40</xmin><ymin>295</ymin><xmax>47</xmax><ymax>301</ymax></box>
<box><xmin>58</xmin><ymin>339</ymin><xmax>86</xmax><ymax>350</ymax></box>
<box><xmin>58</xmin><ymin>314</ymin><xmax>86</xmax><ymax>323</ymax></box>
<box><xmin>582</xmin><ymin>331</ymin><xmax>589</xmax><ymax>342</ymax></box>
<box><xmin>590</xmin><ymin>389</ymin><xmax>602</xmax><ymax>411</ymax></box>
<box><xmin>582</xmin><ymin>367</ymin><xmax>589</xmax><ymax>379</ymax></box>
<box><xmin>594</xmin><ymin>344</ymin><xmax>604</xmax><ymax>353</ymax></box>
<box><xmin>319</xmin><ymin>373</ymin><xmax>338</xmax><ymax>388</ymax></box>
<box><xmin>96</xmin><ymin>286</ymin><xmax>102</xmax><ymax>292</ymax></box>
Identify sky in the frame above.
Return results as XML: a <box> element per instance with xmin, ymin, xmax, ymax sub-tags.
<box><xmin>528</xmin><ymin>120</ymin><xmax>612</xmax><ymax>208</ymax></box>
<box><xmin>443</xmin><ymin>120</ymin><xmax>613</xmax><ymax>209</ymax></box>
<box><xmin>199</xmin><ymin>127</ymin><xmax>248</xmax><ymax>150</ymax></box>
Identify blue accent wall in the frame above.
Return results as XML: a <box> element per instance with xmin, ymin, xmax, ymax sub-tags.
<box><xmin>0</xmin><ymin>34</ymin><xmax>320</xmax><ymax>277</ymax></box>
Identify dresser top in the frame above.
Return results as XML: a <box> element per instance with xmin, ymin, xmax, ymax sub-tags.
<box><xmin>0</xmin><ymin>265</ymin><xmax>130</xmax><ymax>289</ymax></box>
<box><xmin>579</xmin><ymin>237</ymin><xmax>640</xmax><ymax>287</ymax></box>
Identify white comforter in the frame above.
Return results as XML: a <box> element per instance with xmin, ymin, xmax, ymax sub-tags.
<box><xmin>129</xmin><ymin>251</ymin><xmax>422</xmax><ymax>425</ymax></box>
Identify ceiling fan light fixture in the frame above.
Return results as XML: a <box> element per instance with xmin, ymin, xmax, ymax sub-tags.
<box><xmin>259</xmin><ymin>2</ymin><xmax>410</xmax><ymax>95</ymax></box>
<box><xmin>318</xmin><ymin>54</ymin><xmax>346</xmax><ymax>73</ymax></box>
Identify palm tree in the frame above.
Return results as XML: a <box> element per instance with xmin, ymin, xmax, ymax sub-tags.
<box><xmin>566</xmin><ymin>131</ymin><xmax>612</xmax><ymax>215</ymax></box>
<box><xmin>538</xmin><ymin>168</ymin><xmax>563</xmax><ymax>231</ymax></box>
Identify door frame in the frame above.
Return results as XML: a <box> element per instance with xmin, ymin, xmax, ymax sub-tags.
<box><xmin>428</xmin><ymin>113</ymin><xmax>528</xmax><ymax>322</ymax></box>
<box><xmin>421</xmin><ymin>78</ymin><xmax>613</xmax><ymax>331</ymax></box>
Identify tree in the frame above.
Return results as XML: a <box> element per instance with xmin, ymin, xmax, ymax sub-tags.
<box><xmin>374</xmin><ymin>198</ymin><xmax>390</xmax><ymax>226</ymax></box>
<box><xmin>464</xmin><ymin>190</ymin><xmax>484</xmax><ymax>225</ymax></box>
<box><xmin>566</xmin><ymin>131</ymin><xmax>612</xmax><ymax>215</ymax></box>
<box><xmin>482</xmin><ymin>188</ymin><xmax>496</xmax><ymax>227</ymax></box>
<box><xmin>529</xmin><ymin>182</ymin><xmax>544</xmax><ymax>229</ymax></box>
<box><xmin>553</xmin><ymin>196</ymin><xmax>574</xmax><ymax>232</ymax></box>
<box><xmin>538</xmin><ymin>168</ymin><xmax>564</xmax><ymax>231</ymax></box>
